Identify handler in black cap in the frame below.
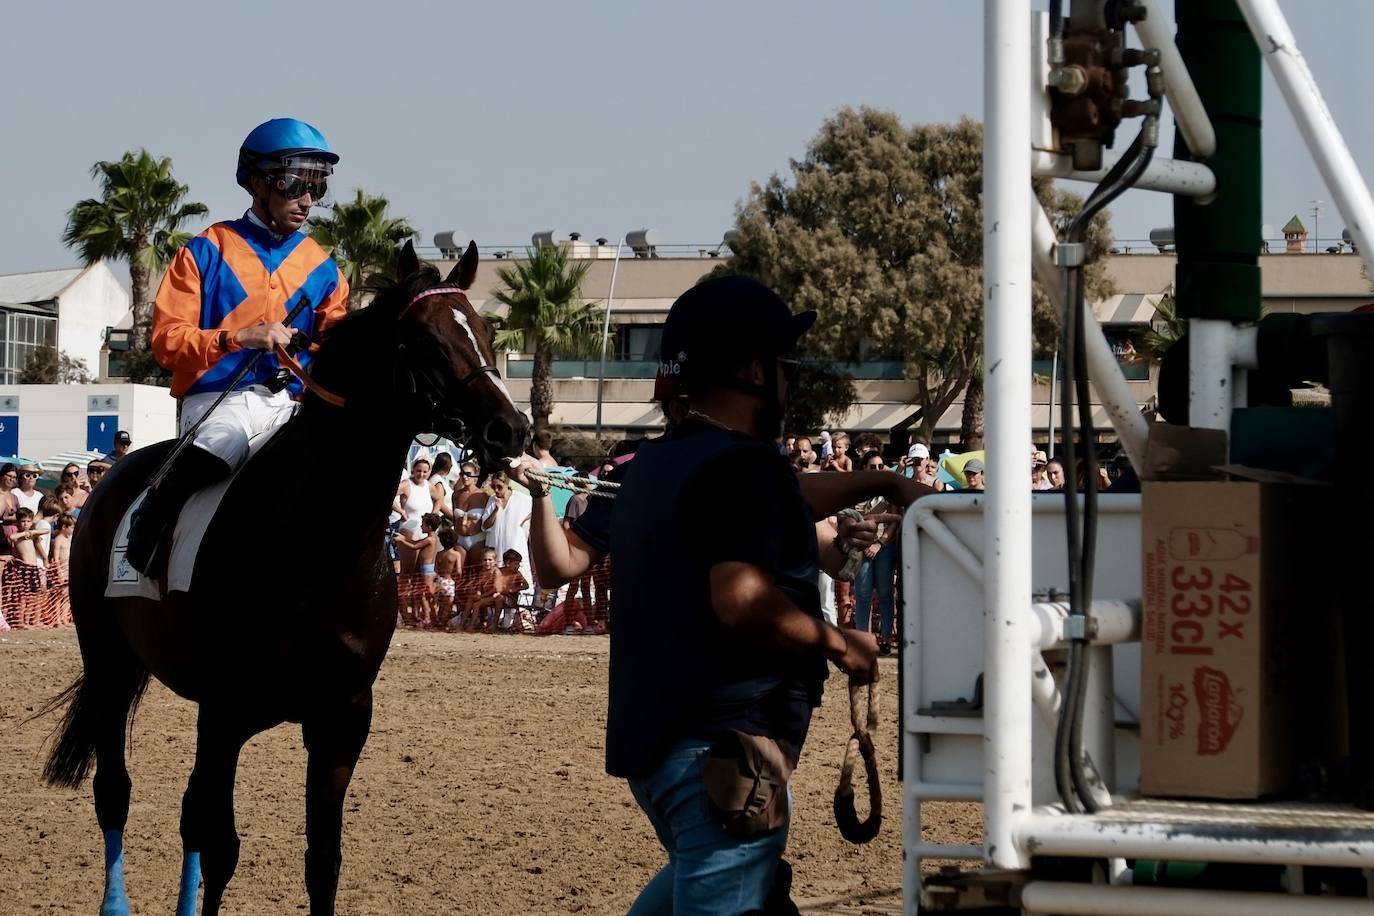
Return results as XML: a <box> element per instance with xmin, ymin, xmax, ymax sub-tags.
<box><xmin>606</xmin><ymin>275</ymin><xmax>880</xmax><ymax>912</ymax></box>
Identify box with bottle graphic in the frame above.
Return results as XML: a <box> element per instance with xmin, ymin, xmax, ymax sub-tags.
<box><xmin>1140</xmin><ymin>480</ymin><xmax>1334</xmax><ymax>798</ymax></box>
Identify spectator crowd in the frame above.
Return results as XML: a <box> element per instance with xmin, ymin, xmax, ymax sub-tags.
<box><xmin>1</xmin><ymin>425</ymin><xmax>1140</xmax><ymax>642</ymax></box>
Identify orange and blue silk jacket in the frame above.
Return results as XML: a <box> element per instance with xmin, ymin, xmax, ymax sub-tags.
<box><xmin>152</xmin><ymin>213</ymin><xmax>349</xmax><ymax>398</ymax></box>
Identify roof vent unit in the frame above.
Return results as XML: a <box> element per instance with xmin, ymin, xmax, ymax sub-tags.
<box><xmin>1148</xmin><ymin>226</ymin><xmax>1175</xmax><ymax>253</ymax></box>
<box><xmin>531</xmin><ymin>230</ymin><xmax>558</xmax><ymax>248</ymax></box>
<box><xmin>433</xmin><ymin>230</ymin><xmax>469</xmax><ymax>259</ymax></box>
<box><xmin>626</xmin><ymin>228</ymin><xmax>659</xmax><ymax>259</ymax></box>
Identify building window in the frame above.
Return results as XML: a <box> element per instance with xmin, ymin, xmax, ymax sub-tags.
<box><xmin>614</xmin><ymin>325</ymin><xmax>663</xmax><ymax>362</ymax></box>
<box><xmin>0</xmin><ymin>311</ymin><xmax>57</xmax><ymax>383</ymax></box>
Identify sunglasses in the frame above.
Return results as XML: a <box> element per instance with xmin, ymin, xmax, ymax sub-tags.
<box><xmin>270</xmin><ymin>171</ymin><xmax>328</xmax><ymax>201</ymax></box>
<box><xmin>21</xmin><ymin>472</ymin><xmax>39</xmax><ymax>479</ymax></box>
<box><xmin>777</xmin><ymin>358</ymin><xmax>801</xmax><ymax>384</ymax></box>
<box><xmin>460</xmin><ymin>472</ymin><xmax>480</xmax><ymax>478</ymax></box>
<box><xmin>88</xmin><ymin>467</ymin><xmax>105</xmax><ymax>475</ymax></box>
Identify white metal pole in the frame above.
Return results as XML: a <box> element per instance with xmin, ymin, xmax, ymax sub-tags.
<box><xmin>1031</xmin><ymin>149</ymin><xmax>1216</xmax><ymax>198</ymax></box>
<box><xmin>1023</xmin><ymin>881</ymin><xmax>1374</xmax><ymax>915</ymax></box>
<box><xmin>1135</xmin><ymin>0</ymin><xmax>1217</xmax><ymax>160</ymax></box>
<box><xmin>1187</xmin><ymin>318</ymin><xmax>1234</xmax><ymax>432</ymax></box>
<box><xmin>593</xmin><ymin>239</ymin><xmax>624</xmax><ymax>438</ymax></box>
<box><xmin>1032</xmin><ymin>200</ymin><xmax>1150</xmax><ymax>472</ymax></box>
<box><xmin>1046</xmin><ymin>350</ymin><xmax>1057</xmax><ymax>452</ymax></box>
<box><xmin>1236</xmin><ymin>0</ymin><xmax>1374</xmax><ymax>280</ymax></box>
<box><xmin>982</xmin><ymin>0</ymin><xmax>1034</xmax><ymax>872</ymax></box>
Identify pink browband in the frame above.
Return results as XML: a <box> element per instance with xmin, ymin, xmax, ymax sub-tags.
<box><xmin>399</xmin><ymin>286</ymin><xmax>467</xmax><ymax>319</ymax></box>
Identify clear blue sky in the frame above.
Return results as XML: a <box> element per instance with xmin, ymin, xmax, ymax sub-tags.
<box><xmin>3</xmin><ymin>1</ymin><xmax>1371</xmax><ymax>276</ymax></box>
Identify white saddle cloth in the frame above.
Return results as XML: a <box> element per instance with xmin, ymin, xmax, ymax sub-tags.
<box><xmin>106</xmin><ymin>425</ymin><xmax>285</xmax><ymax>599</ymax></box>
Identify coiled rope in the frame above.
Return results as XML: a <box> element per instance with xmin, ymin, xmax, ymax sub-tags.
<box><xmin>834</xmin><ymin>677</ymin><xmax>882</xmax><ymax>843</ymax></box>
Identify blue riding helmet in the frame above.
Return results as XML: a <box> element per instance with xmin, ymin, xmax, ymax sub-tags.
<box><xmin>236</xmin><ymin>118</ymin><xmax>339</xmax><ymax>190</ymax></box>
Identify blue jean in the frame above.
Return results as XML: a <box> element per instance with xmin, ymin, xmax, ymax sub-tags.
<box><xmin>852</xmin><ymin>544</ymin><xmax>896</xmax><ymax>640</ymax></box>
<box><xmin>627</xmin><ymin>738</ymin><xmax>790</xmax><ymax>915</ymax></box>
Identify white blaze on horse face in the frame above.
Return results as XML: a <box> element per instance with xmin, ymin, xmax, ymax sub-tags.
<box><xmin>448</xmin><ymin>308</ymin><xmax>520</xmax><ymax>412</ymax></box>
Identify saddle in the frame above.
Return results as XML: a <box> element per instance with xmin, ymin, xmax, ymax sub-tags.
<box><xmin>105</xmin><ymin>426</ymin><xmax>285</xmax><ymax>599</ymax></box>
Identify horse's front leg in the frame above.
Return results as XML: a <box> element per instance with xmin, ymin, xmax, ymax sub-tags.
<box><xmin>302</xmin><ymin>690</ymin><xmax>373</xmax><ymax>916</ymax></box>
<box><xmin>178</xmin><ymin>706</ymin><xmax>256</xmax><ymax>916</ymax></box>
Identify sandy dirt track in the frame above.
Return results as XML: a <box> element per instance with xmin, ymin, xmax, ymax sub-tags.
<box><xmin>0</xmin><ymin>629</ymin><xmax>980</xmax><ymax>914</ymax></box>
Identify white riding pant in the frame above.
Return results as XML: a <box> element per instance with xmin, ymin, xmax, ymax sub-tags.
<box><xmin>178</xmin><ymin>386</ymin><xmax>297</xmax><ymax>470</ymax></box>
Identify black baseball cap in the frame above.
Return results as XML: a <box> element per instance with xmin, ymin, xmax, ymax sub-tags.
<box><xmin>659</xmin><ymin>276</ymin><xmax>816</xmax><ymax>385</ymax></box>
<box><xmin>114</xmin><ymin>430</ymin><xmax>132</xmax><ymax>444</ymax></box>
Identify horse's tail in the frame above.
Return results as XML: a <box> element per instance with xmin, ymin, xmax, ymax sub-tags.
<box><xmin>37</xmin><ymin>662</ymin><xmax>150</xmax><ymax>790</ymax></box>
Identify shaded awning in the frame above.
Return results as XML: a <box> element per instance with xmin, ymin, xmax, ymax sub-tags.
<box><xmin>829</xmin><ymin>402</ymin><xmax>1121</xmax><ymax>435</ymax></box>
<box><xmin>1091</xmin><ymin>292</ymin><xmax>1164</xmax><ymax>324</ymax></box>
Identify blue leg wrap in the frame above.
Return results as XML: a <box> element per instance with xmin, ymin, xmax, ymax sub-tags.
<box><xmin>175</xmin><ymin>851</ymin><xmax>201</xmax><ymax>916</ymax></box>
<box><xmin>99</xmin><ymin>829</ymin><xmax>130</xmax><ymax>916</ymax></box>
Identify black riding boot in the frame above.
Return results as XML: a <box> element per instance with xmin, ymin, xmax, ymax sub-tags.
<box><xmin>124</xmin><ymin>446</ymin><xmax>232</xmax><ymax>575</ymax></box>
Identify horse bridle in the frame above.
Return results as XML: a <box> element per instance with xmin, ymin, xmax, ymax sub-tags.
<box><xmin>394</xmin><ymin>285</ymin><xmax>507</xmax><ymax>445</ymax></box>
<box><xmin>279</xmin><ymin>285</ymin><xmax>507</xmax><ymax>449</ymax></box>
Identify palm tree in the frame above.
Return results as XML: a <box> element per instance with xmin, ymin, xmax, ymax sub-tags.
<box><xmin>62</xmin><ymin>149</ymin><xmax>207</xmax><ymax>351</ymax></box>
<box><xmin>308</xmin><ymin>189</ymin><xmax>418</xmax><ymax>308</ymax></box>
<box><xmin>1140</xmin><ymin>293</ymin><xmax>1186</xmax><ymax>359</ymax></box>
<box><xmin>490</xmin><ymin>245</ymin><xmax>607</xmax><ymax>436</ymax></box>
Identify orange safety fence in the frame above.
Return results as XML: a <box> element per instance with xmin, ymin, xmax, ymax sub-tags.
<box><xmin>0</xmin><ymin>556</ymin><xmax>73</xmax><ymax>630</ymax></box>
<box><xmin>394</xmin><ymin>555</ymin><xmax>613</xmax><ymax>635</ymax></box>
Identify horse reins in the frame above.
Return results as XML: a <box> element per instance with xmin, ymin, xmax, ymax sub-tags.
<box><xmin>272</xmin><ymin>285</ymin><xmax>502</xmax><ymax>412</ymax></box>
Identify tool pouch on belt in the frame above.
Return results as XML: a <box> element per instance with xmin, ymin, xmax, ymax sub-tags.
<box><xmin>703</xmin><ymin>731</ymin><xmax>796</xmax><ymax>838</ymax></box>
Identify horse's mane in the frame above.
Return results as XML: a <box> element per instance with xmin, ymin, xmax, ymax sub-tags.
<box><xmin>308</xmin><ymin>263</ymin><xmax>446</xmax><ymax>390</ymax></box>
<box><xmin>316</xmin><ymin>264</ymin><xmax>442</xmax><ymax>350</ymax></box>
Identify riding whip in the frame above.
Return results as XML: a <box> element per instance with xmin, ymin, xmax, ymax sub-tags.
<box><xmin>146</xmin><ymin>295</ymin><xmax>313</xmax><ymax>490</ymax></box>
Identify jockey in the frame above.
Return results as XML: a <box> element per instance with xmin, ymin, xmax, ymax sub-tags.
<box><xmin>125</xmin><ymin>118</ymin><xmax>351</xmax><ymax>574</ymax></box>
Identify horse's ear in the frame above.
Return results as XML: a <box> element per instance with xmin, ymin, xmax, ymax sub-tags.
<box><xmin>397</xmin><ymin>240</ymin><xmax>420</xmax><ymax>280</ymax></box>
<box><xmin>445</xmin><ymin>241</ymin><xmax>479</xmax><ymax>290</ymax></box>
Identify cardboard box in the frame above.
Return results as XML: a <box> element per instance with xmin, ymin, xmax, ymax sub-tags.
<box><xmin>1140</xmin><ymin>480</ymin><xmax>1326</xmax><ymax>799</ymax></box>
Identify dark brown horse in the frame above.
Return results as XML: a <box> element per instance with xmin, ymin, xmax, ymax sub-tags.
<box><xmin>40</xmin><ymin>241</ymin><xmax>528</xmax><ymax>916</ymax></box>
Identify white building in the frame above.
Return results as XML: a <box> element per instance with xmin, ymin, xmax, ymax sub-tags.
<box><xmin>0</xmin><ymin>263</ymin><xmax>130</xmax><ymax>383</ymax></box>
<box><xmin>0</xmin><ymin>383</ymin><xmax>176</xmax><ymax>461</ymax></box>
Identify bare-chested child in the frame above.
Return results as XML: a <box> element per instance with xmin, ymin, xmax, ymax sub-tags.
<box><xmin>497</xmin><ymin>548</ymin><xmax>531</xmax><ymax>633</ymax></box>
<box><xmin>49</xmin><ymin>512</ymin><xmax>76</xmax><ymax>624</ymax></box>
<box><xmin>395</xmin><ymin>513</ymin><xmax>443</xmax><ymax>627</ymax></box>
<box><xmin>435</xmin><ymin>527</ymin><xmax>461</xmax><ymax>628</ymax></box>
<box><xmin>463</xmin><ymin>546</ymin><xmax>499</xmax><ymax>632</ymax></box>
<box><xmin>4</xmin><ymin>507</ymin><xmax>47</xmax><ymax>627</ymax></box>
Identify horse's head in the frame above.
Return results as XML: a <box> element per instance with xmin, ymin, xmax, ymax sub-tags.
<box><xmin>309</xmin><ymin>241</ymin><xmax>530</xmax><ymax>469</ymax></box>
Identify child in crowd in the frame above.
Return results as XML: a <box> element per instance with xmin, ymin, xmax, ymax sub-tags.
<box><xmin>463</xmin><ymin>547</ymin><xmax>499</xmax><ymax>632</ymax></box>
<box><xmin>48</xmin><ymin>512</ymin><xmax>76</xmax><ymax>624</ymax></box>
<box><xmin>4</xmin><ymin>507</ymin><xmax>47</xmax><ymax>627</ymax></box>
<box><xmin>435</xmin><ymin>527</ymin><xmax>461</xmax><ymax>628</ymax></box>
<box><xmin>497</xmin><ymin>548</ymin><xmax>531</xmax><ymax>632</ymax></box>
<box><xmin>35</xmin><ymin>496</ymin><xmax>61</xmax><ymax>560</ymax></box>
<box><xmin>394</xmin><ymin>512</ymin><xmax>443</xmax><ymax>627</ymax></box>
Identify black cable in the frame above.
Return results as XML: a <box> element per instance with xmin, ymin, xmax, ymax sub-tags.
<box><xmin>1053</xmin><ymin>118</ymin><xmax>1157</xmax><ymax>814</ymax></box>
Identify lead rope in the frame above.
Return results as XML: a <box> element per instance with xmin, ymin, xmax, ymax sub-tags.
<box><xmin>831</xmin><ymin>507</ymin><xmax>884</xmax><ymax>843</ymax></box>
<box><xmin>521</xmin><ymin>467</ymin><xmax>621</xmax><ymax>499</ymax></box>
<box><xmin>834</xmin><ymin>677</ymin><xmax>882</xmax><ymax>843</ymax></box>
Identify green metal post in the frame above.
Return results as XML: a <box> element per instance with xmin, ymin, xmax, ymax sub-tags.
<box><xmin>1173</xmin><ymin>0</ymin><xmax>1262</xmax><ymax>323</ymax></box>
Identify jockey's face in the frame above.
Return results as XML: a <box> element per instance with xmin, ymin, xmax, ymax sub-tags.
<box><xmin>251</xmin><ymin>171</ymin><xmax>319</xmax><ymax>233</ymax></box>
